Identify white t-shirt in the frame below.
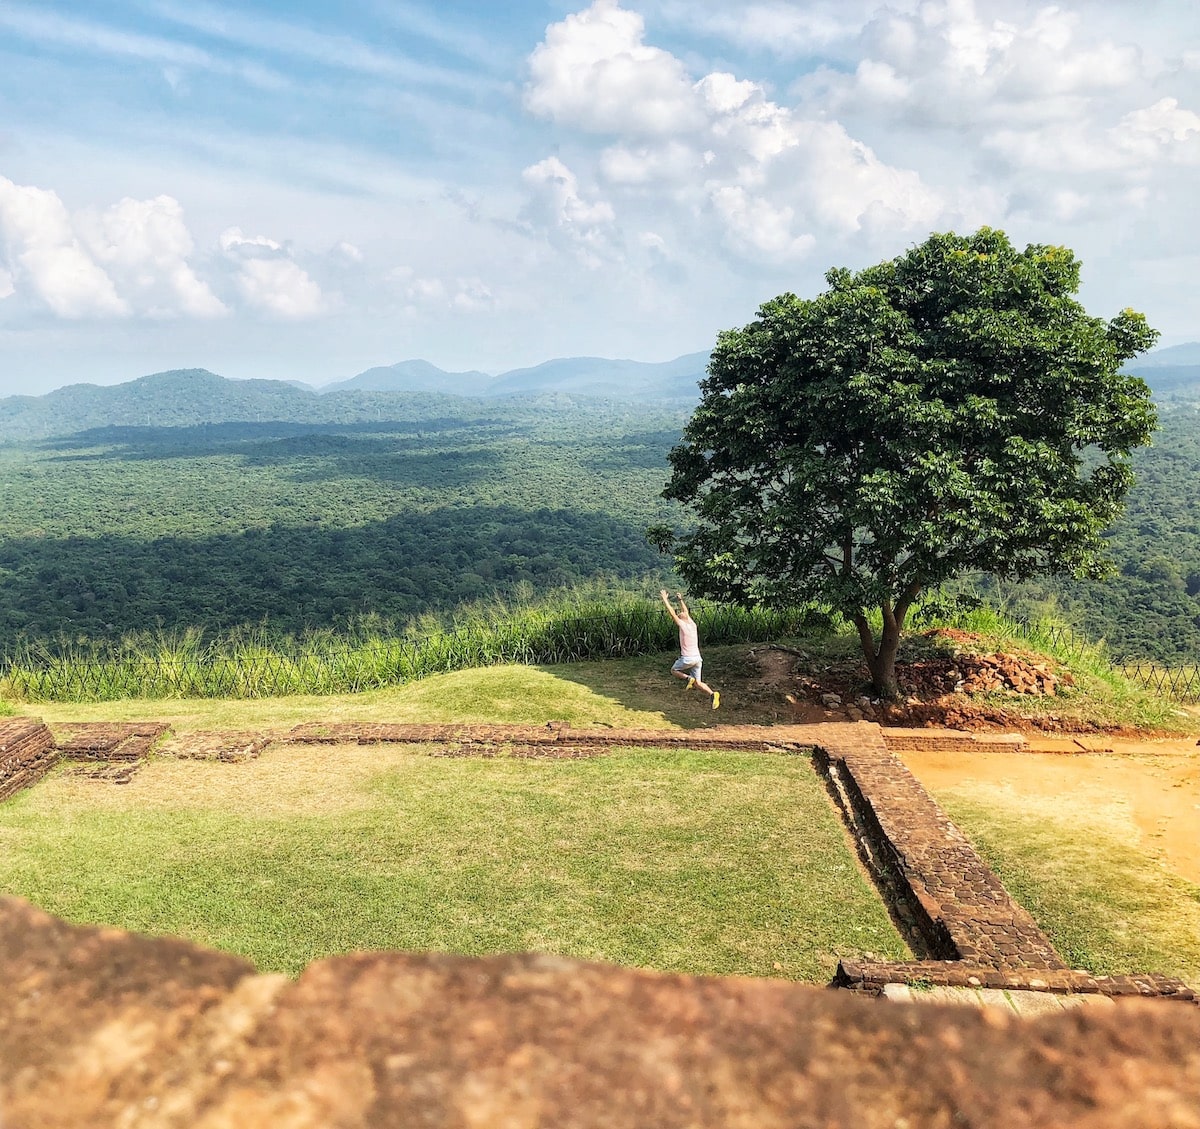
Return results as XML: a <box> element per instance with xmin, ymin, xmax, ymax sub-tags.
<box><xmin>677</xmin><ymin>618</ymin><xmax>700</xmax><ymax>661</ymax></box>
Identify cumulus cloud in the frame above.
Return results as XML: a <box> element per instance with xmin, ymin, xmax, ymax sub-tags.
<box><xmin>710</xmin><ymin>186</ymin><xmax>816</xmax><ymax>261</ymax></box>
<box><xmin>219</xmin><ymin>227</ymin><xmax>284</xmax><ymax>255</ymax></box>
<box><xmin>233</xmin><ymin>258</ymin><xmax>324</xmax><ymax>318</ymax></box>
<box><xmin>520</xmin><ymin>156</ymin><xmax>619</xmax><ymax>266</ymax></box>
<box><xmin>218</xmin><ymin>225</ymin><xmax>326</xmax><ymax>318</ymax></box>
<box><xmin>831</xmin><ymin>0</ymin><xmax>1144</xmax><ymax>127</ymax></box>
<box><xmin>1114</xmin><ymin>97</ymin><xmax>1200</xmax><ymax>162</ymax></box>
<box><xmin>381</xmin><ymin>269</ymin><xmax>498</xmax><ymax>321</ymax></box>
<box><xmin>78</xmin><ymin>195</ymin><xmax>226</xmax><ymax>318</ymax></box>
<box><xmin>524</xmin><ymin>0</ymin><xmax>704</xmax><ymax>135</ymax></box>
<box><xmin>523</xmin><ymin>1</ymin><xmax>945</xmax><ymax>267</ymax></box>
<box><xmin>0</xmin><ymin>177</ymin><xmax>128</xmax><ymax>317</ymax></box>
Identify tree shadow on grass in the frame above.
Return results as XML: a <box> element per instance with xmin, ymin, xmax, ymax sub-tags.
<box><xmin>540</xmin><ymin>644</ymin><xmax>799</xmax><ymax>730</ymax></box>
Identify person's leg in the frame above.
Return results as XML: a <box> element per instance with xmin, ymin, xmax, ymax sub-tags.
<box><xmin>687</xmin><ymin>661</ymin><xmax>718</xmax><ymax>706</ymax></box>
<box><xmin>671</xmin><ymin>657</ymin><xmax>695</xmax><ymax>686</ymax></box>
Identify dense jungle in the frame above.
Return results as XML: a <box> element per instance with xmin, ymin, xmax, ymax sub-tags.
<box><xmin>1</xmin><ymin>368</ymin><xmax>1199</xmax><ymax>663</ymax></box>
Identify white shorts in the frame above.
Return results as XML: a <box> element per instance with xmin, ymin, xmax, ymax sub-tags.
<box><xmin>672</xmin><ymin>655</ymin><xmax>702</xmax><ymax>679</ymax></box>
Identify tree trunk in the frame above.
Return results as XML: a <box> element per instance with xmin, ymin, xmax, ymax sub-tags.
<box><xmin>852</xmin><ymin>588</ymin><xmax>920</xmax><ymax>701</ymax></box>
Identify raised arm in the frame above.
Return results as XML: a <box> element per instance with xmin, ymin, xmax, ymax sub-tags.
<box><xmin>675</xmin><ymin>592</ymin><xmax>691</xmax><ymax>619</ymax></box>
<box><xmin>660</xmin><ymin>588</ymin><xmax>682</xmax><ymax>624</ymax></box>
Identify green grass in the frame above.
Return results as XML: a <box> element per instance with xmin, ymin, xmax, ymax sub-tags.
<box><xmin>0</xmin><ymin>745</ymin><xmax>909</xmax><ymax>980</ymax></box>
<box><xmin>12</xmin><ymin>662</ymin><xmax>706</xmax><ymax>734</ymax></box>
<box><xmin>931</xmin><ymin>792</ymin><xmax>1200</xmax><ymax>985</ymax></box>
<box><xmin>0</xmin><ymin>592</ymin><xmax>817</xmax><ymax>703</ymax></box>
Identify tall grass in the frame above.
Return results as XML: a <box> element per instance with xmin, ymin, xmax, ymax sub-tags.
<box><xmin>0</xmin><ymin>591</ymin><xmax>823</xmax><ymax>704</ymax></box>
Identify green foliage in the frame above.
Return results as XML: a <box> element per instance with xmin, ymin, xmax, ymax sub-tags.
<box><xmin>660</xmin><ymin>228</ymin><xmax>1158</xmax><ymax>696</ymax></box>
<box><xmin>956</xmin><ymin>397</ymin><xmax>1200</xmax><ymax>663</ymax></box>
<box><xmin>0</xmin><ymin>402</ymin><xmax>686</xmax><ymax>644</ymax></box>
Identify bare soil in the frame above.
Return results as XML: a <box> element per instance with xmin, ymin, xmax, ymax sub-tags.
<box><xmin>901</xmin><ymin>739</ymin><xmax>1200</xmax><ymax>887</ymax></box>
<box><xmin>743</xmin><ymin>640</ymin><xmax>1175</xmax><ymax>736</ymax></box>
<box><xmin>742</xmin><ymin>643</ymin><xmax>1200</xmax><ymax>889</ymax></box>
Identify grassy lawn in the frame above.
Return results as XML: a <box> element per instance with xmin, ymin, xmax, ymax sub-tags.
<box><xmin>927</xmin><ymin>788</ymin><xmax>1200</xmax><ymax>986</ymax></box>
<box><xmin>0</xmin><ymin>743</ymin><xmax>909</xmax><ymax>980</ymax></box>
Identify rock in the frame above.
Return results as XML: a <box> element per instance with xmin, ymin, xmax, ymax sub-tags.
<box><xmin>821</xmin><ymin>693</ymin><xmax>843</xmax><ymax>708</ymax></box>
<box><xmin>2</xmin><ymin>897</ymin><xmax>1200</xmax><ymax>1128</ymax></box>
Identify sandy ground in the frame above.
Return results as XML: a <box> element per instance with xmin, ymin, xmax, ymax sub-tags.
<box><xmin>901</xmin><ymin>736</ymin><xmax>1200</xmax><ymax>887</ymax></box>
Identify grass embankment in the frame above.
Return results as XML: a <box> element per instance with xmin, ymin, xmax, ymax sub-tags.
<box><xmin>0</xmin><ymin>745</ymin><xmax>909</xmax><ymax>980</ymax></box>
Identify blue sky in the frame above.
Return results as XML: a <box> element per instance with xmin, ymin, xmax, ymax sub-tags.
<box><xmin>1</xmin><ymin>0</ymin><xmax>1198</xmax><ymax>394</ymax></box>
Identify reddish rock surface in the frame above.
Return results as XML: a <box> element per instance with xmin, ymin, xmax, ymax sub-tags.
<box><xmin>3</xmin><ymin>897</ymin><xmax>1200</xmax><ymax>1128</ymax></box>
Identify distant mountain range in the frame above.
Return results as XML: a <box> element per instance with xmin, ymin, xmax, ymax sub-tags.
<box><xmin>1125</xmin><ymin>342</ymin><xmax>1200</xmax><ymax>395</ymax></box>
<box><xmin>3</xmin><ymin>342</ymin><xmax>1197</xmax><ymax>443</ymax></box>
<box><xmin>315</xmin><ymin>353</ymin><xmax>711</xmax><ymax>399</ymax></box>
<box><xmin>0</xmin><ymin>353</ymin><xmax>712</xmax><ymax>441</ymax></box>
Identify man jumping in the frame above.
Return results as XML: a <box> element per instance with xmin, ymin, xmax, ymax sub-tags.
<box><xmin>660</xmin><ymin>589</ymin><xmax>719</xmax><ymax>709</ymax></box>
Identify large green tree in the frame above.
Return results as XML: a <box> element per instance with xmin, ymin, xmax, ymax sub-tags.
<box><xmin>655</xmin><ymin>228</ymin><xmax>1158</xmax><ymax>699</ymax></box>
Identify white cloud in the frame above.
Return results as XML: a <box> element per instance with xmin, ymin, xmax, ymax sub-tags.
<box><xmin>521</xmin><ymin>156</ymin><xmax>619</xmax><ymax>266</ymax></box>
<box><xmin>599</xmin><ymin>141</ymin><xmax>705</xmax><ymax>186</ymax></box>
<box><xmin>451</xmin><ymin>278</ymin><xmax>494</xmax><ymax>312</ymax></box>
<box><xmin>0</xmin><ymin>267</ymin><xmax>14</xmax><ymax>300</ymax></box>
<box><xmin>405</xmin><ymin>276</ymin><xmax>447</xmax><ymax>304</ymax></box>
<box><xmin>1114</xmin><ymin>97</ymin><xmax>1200</xmax><ymax>161</ymax></box>
<box><xmin>215</xmin><ymin>224</ymin><xmax>326</xmax><ymax>318</ymax></box>
<box><xmin>78</xmin><ymin>195</ymin><xmax>226</xmax><ymax>318</ymax></box>
<box><xmin>0</xmin><ymin>177</ymin><xmax>128</xmax><ymax>318</ymax></box>
<box><xmin>524</xmin><ymin>0</ymin><xmax>705</xmax><ymax>135</ymax></box>
<box><xmin>710</xmin><ymin>186</ymin><xmax>815</xmax><ymax>262</ymax></box>
<box><xmin>219</xmin><ymin>226</ymin><xmax>284</xmax><ymax>255</ymax></box>
<box><xmin>233</xmin><ymin>257</ymin><xmax>324</xmax><ymax>318</ymax></box>
<box><xmin>523</xmin><ymin>1</ymin><xmax>944</xmax><ymax>267</ymax></box>
<box><xmin>819</xmin><ymin>1</ymin><xmax>1148</xmax><ymax>129</ymax></box>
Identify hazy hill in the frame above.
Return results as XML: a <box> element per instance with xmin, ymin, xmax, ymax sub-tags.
<box><xmin>0</xmin><ymin>369</ymin><xmax>326</xmax><ymax>441</ymax></box>
<box><xmin>485</xmin><ymin>353</ymin><xmax>710</xmax><ymax>400</ymax></box>
<box><xmin>0</xmin><ymin>353</ymin><xmax>711</xmax><ymax>441</ymax></box>
<box><xmin>1124</xmin><ymin>341</ymin><xmax>1200</xmax><ymax>396</ymax></box>
<box><xmin>321</xmin><ymin>353</ymin><xmax>710</xmax><ymax>400</ymax></box>
<box><xmin>320</xmin><ymin>360</ymin><xmax>493</xmax><ymax>395</ymax></box>
<box><xmin>1130</xmin><ymin>342</ymin><xmax>1200</xmax><ymax>367</ymax></box>
<box><xmin>1127</xmin><ymin>363</ymin><xmax>1200</xmax><ymax>396</ymax></box>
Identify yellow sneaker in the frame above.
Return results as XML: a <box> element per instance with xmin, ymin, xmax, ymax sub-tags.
<box><xmin>686</xmin><ymin>677</ymin><xmax>696</xmax><ymax>691</ymax></box>
<box><xmin>711</xmin><ymin>691</ymin><xmax>720</xmax><ymax>710</ymax></box>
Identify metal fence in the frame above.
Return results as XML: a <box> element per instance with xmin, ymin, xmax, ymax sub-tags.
<box><xmin>1000</xmin><ymin>619</ymin><xmax>1200</xmax><ymax>703</ymax></box>
<box><xmin>1113</xmin><ymin>662</ymin><xmax>1200</xmax><ymax>704</ymax></box>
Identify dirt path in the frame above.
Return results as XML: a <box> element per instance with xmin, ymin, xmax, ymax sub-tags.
<box><xmin>900</xmin><ymin>736</ymin><xmax>1200</xmax><ymax>886</ymax></box>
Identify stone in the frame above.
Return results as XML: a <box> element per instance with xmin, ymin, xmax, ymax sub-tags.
<box><xmin>2</xmin><ymin>897</ymin><xmax>1200</xmax><ymax>1128</ymax></box>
